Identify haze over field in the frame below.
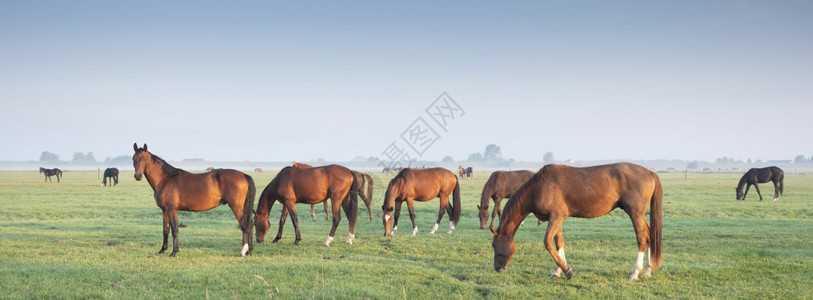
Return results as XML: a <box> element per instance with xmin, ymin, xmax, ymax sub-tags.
<box><xmin>2</xmin><ymin>1</ymin><xmax>811</xmax><ymax>163</ymax></box>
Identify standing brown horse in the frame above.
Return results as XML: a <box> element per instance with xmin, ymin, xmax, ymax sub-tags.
<box><xmin>381</xmin><ymin>168</ymin><xmax>461</xmax><ymax>236</ymax></box>
<box><xmin>132</xmin><ymin>144</ymin><xmax>255</xmax><ymax>257</ymax></box>
<box><xmin>736</xmin><ymin>166</ymin><xmax>784</xmax><ymax>201</ymax></box>
<box><xmin>39</xmin><ymin>167</ymin><xmax>62</xmax><ymax>183</ymax></box>
<box><xmin>292</xmin><ymin>162</ymin><xmax>330</xmax><ymax>221</ymax></box>
<box><xmin>254</xmin><ymin>164</ymin><xmax>359</xmax><ymax>246</ymax></box>
<box><xmin>477</xmin><ymin>170</ymin><xmax>535</xmax><ymax>229</ymax></box>
<box><xmin>491</xmin><ymin>163</ymin><xmax>662</xmax><ymax>280</ymax></box>
<box><xmin>101</xmin><ymin>167</ymin><xmax>119</xmax><ymax>187</ymax></box>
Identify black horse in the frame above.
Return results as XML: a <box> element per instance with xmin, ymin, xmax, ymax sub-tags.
<box><xmin>736</xmin><ymin>166</ymin><xmax>784</xmax><ymax>201</ymax></box>
<box><xmin>102</xmin><ymin>168</ymin><xmax>119</xmax><ymax>187</ymax></box>
<box><xmin>40</xmin><ymin>167</ymin><xmax>62</xmax><ymax>183</ymax></box>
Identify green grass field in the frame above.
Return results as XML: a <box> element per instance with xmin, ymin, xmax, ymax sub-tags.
<box><xmin>1</xmin><ymin>170</ymin><xmax>811</xmax><ymax>299</ymax></box>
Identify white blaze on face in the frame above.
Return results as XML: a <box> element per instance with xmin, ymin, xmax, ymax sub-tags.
<box><xmin>385</xmin><ymin>215</ymin><xmax>391</xmax><ymax>222</ymax></box>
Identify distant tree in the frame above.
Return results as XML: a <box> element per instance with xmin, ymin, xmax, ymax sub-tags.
<box><xmin>467</xmin><ymin>152</ymin><xmax>483</xmax><ymax>162</ymax></box>
<box><xmin>73</xmin><ymin>152</ymin><xmax>96</xmax><ymax>163</ymax></box>
<box><xmin>746</xmin><ymin>158</ymin><xmax>752</xmax><ymax>164</ymax></box>
<box><xmin>543</xmin><ymin>151</ymin><xmax>554</xmax><ymax>164</ymax></box>
<box><xmin>483</xmin><ymin>144</ymin><xmax>502</xmax><ymax>161</ymax></box>
<box><xmin>810</xmin><ymin>156</ymin><xmax>813</xmax><ymax>163</ymax></box>
<box><xmin>39</xmin><ymin>151</ymin><xmax>59</xmax><ymax>162</ymax></box>
<box><xmin>687</xmin><ymin>161</ymin><xmax>699</xmax><ymax>170</ymax></box>
<box><xmin>367</xmin><ymin>156</ymin><xmax>378</xmax><ymax>162</ymax></box>
<box><xmin>106</xmin><ymin>156</ymin><xmax>131</xmax><ymax>165</ymax></box>
<box><xmin>316</xmin><ymin>158</ymin><xmax>325</xmax><ymax>163</ymax></box>
<box><xmin>442</xmin><ymin>156</ymin><xmax>454</xmax><ymax>162</ymax></box>
<box><xmin>793</xmin><ymin>155</ymin><xmax>807</xmax><ymax>164</ymax></box>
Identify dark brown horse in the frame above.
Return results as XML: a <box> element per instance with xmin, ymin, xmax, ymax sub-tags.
<box><xmin>39</xmin><ymin>167</ymin><xmax>62</xmax><ymax>183</ymax></box>
<box><xmin>132</xmin><ymin>144</ymin><xmax>255</xmax><ymax>257</ymax></box>
<box><xmin>736</xmin><ymin>166</ymin><xmax>784</xmax><ymax>201</ymax></box>
<box><xmin>477</xmin><ymin>170</ymin><xmax>535</xmax><ymax>229</ymax></box>
<box><xmin>101</xmin><ymin>167</ymin><xmax>119</xmax><ymax>187</ymax></box>
<box><xmin>491</xmin><ymin>163</ymin><xmax>663</xmax><ymax>280</ymax></box>
<box><xmin>381</xmin><ymin>168</ymin><xmax>461</xmax><ymax>236</ymax></box>
<box><xmin>254</xmin><ymin>164</ymin><xmax>359</xmax><ymax>246</ymax></box>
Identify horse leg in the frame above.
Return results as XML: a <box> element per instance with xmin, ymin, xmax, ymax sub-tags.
<box><xmin>310</xmin><ymin>204</ymin><xmax>316</xmax><ymax>221</ymax></box>
<box><xmin>490</xmin><ymin>197</ymin><xmax>501</xmax><ymax>229</ymax></box>
<box><xmin>628</xmin><ymin>211</ymin><xmax>651</xmax><ymax>280</ymax></box>
<box><xmin>168</xmin><ymin>209</ymin><xmax>180</xmax><ymax>257</ymax></box>
<box><xmin>772</xmin><ymin>180</ymin><xmax>780</xmax><ymax>201</ymax></box>
<box><xmin>753</xmin><ymin>182</ymin><xmax>763</xmax><ymax>201</ymax></box>
<box><xmin>285</xmin><ymin>203</ymin><xmax>302</xmax><ymax>245</ymax></box>
<box><xmin>743</xmin><ymin>184</ymin><xmax>751</xmax><ymax>200</ymax></box>
<box><xmin>544</xmin><ymin>216</ymin><xmax>572</xmax><ymax>279</ymax></box>
<box><xmin>550</xmin><ymin>229</ymin><xmax>567</xmax><ymax>278</ymax></box>
<box><xmin>323</xmin><ymin>198</ymin><xmax>343</xmax><ymax>247</ymax></box>
<box><xmin>406</xmin><ymin>200</ymin><xmax>419</xmax><ymax>236</ymax></box>
<box><xmin>341</xmin><ymin>196</ymin><xmax>357</xmax><ymax>245</ymax></box>
<box><xmin>227</xmin><ymin>200</ymin><xmax>251</xmax><ymax>257</ymax></box>
<box><xmin>273</xmin><ymin>205</ymin><xmax>288</xmax><ymax>243</ymax></box>
<box><xmin>391</xmin><ymin>200</ymin><xmax>404</xmax><ymax>235</ymax></box>
<box><xmin>323</xmin><ymin>201</ymin><xmax>330</xmax><ymax>221</ymax></box>
<box><xmin>159</xmin><ymin>212</ymin><xmax>170</xmax><ymax>254</ymax></box>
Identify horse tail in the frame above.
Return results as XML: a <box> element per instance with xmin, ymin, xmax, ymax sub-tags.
<box><xmin>452</xmin><ymin>175</ymin><xmax>462</xmax><ymax>225</ymax></box>
<box><xmin>649</xmin><ymin>173</ymin><xmax>663</xmax><ymax>270</ymax></box>
<box><xmin>242</xmin><ymin>174</ymin><xmax>256</xmax><ymax>249</ymax></box>
<box><xmin>364</xmin><ymin>173</ymin><xmax>374</xmax><ymax>205</ymax></box>
<box><xmin>343</xmin><ymin>172</ymin><xmax>360</xmax><ymax>223</ymax></box>
<box><xmin>779</xmin><ymin>171</ymin><xmax>785</xmax><ymax>196</ymax></box>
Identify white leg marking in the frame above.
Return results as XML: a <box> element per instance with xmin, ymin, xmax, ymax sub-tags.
<box><xmin>520</xmin><ymin>220</ymin><xmax>525</xmax><ymax>227</ymax></box>
<box><xmin>644</xmin><ymin>247</ymin><xmax>652</xmax><ymax>277</ymax></box>
<box><xmin>322</xmin><ymin>236</ymin><xmax>334</xmax><ymax>247</ymax></box>
<box><xmin>630</xmin><ymin>251</ymin><xmax>645</xmax><ymax>280</ymax></box>
<box><xmin>412</xmin><ymin>226</ymin><xmax>418</xmax><ymax>236</ymax></box>
<box><xmin>240</xmin><ymin>243</ymin><xmax>249</xmax><ymax>257</ymax></box>
<box><xmin>773</xmin><ymin>198</ymin><xmax>778</xmax><ymax>202</ymax></box>
<box><xmin>552</xmin><ymin>247</ymin><xmax>567</xmax><ymax>278</ymax></box>
<box><xmin>429</xmin><ymin>223</ymin><xmax>439</xmax><ymax>235</ymax></box>
<box><xmin>447</xmin><ymin>221</ymin><xmax>456</xmax><ymax>234</ymax></box>
<box><xmin>346</xmin><ymin>233</ymin><xmax>355</xmax><ymax>245</ymax></box>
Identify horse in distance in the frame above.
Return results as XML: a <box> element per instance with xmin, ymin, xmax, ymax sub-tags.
<box><xmin>101</xmin><ymin>168</ymin><xmax>119</xmax><ymax>187</ymax></box>
<box><xmin>736</xmin><ymin>166</ymin><xmax>784</xmax><ymax>201</ymax></box>
<box><xmin>39</xmin><ymin>167</ymin><xmax>62</xmax><ymax>183</ymax></box>
<box><xmin>132</xmin><ymin>143</ymin><xmax>256</xmax><ymax>257</ymax></box>
<box><xmin>491</xmin><ymin>163</ymin><xmax>663</xmax><ymax>280</ymax></box>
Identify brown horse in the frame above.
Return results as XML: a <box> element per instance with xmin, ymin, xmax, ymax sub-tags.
<box><xmin>477</xmin><ymin>170</ymin><xmax>535</xmax><ymax>229</ymax></box>
<box><xmin>381</xmin><ymin>168</ymin><xmax>461</xmax><ymax>236</ymax></box>
<box><xmin>132</xmin><ymin>144</ymin><xmax>255</xmax><ymax>257</ymax></box>
<box><xmin>293</xmin><ymin>162</ymin><xmax>375</xmax><ymax>221</ymax></box>
<box><xmin>39</xmin><ymin>167</ymin><xmax>62</xmax><ymax>183</ymax></box>
<box><xmin>491</xmin><ymin>163</ymin><xmax>662</xmax><ymax>280</ymax></box>
<box><xmin>736</xmin><ymin>166</ymin><xmax>784</xmax><ymax>201</ymax></box>
<box><xmin>254</xmin><ymin>164</ymin><xmax>359</xmax><ymax>246</ymax></box>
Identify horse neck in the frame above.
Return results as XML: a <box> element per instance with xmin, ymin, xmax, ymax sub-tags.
<box><xmin>496</xmin><ymin>191</ymin><xmax>530</xmax><ymax>237</ymax></box>
<box><xmin>143</xmin><ymin>156</ymin><xmax>170</xmax><ymax>189</ymax></box>
<box><xmin>736</xmin><ymin>175</ymin><xmax>749</xmax><ymax>190</ymax></box>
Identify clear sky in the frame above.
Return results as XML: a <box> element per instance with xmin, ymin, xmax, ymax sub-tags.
<box><xmin>2</xmin><ymin>1</ymin><xmax>811</xmax><ymax>162</ymax></box>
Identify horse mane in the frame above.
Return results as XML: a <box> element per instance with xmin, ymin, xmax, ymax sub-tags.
<box><xmin>149</xmin><ymin>153</ymin><xmax>184</xmax><ymax>176</ymax></box>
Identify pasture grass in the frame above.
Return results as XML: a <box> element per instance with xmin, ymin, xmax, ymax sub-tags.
<box><xmin>1</xmin><ymin>170</ymin><xmax>811</xmax><ymax>299</ymax></box>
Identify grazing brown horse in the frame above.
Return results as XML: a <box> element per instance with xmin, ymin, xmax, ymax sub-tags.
<box><xmin>381</xmin><ymin>168</ymin><xmax>461</xmax><ymax>236</ymax></box>
<box><xmin>736</xmin><ymin>166</ymin><xmax>784</xmax><ymax>201</ymax></box>
<box><xmin>132</xmin><ymin>144</ymin><xmax>255</xmax><ymax>257</ymax></box>
<box><xmin>101</xmin><ymin>167</ymin><xmax>119</xmax><ymax>187</ymax></box>
<box><xmin>254</xmin><ymin>164</ymin><xmax>359</xmax><ymax>246</ymax></box>
<box><xmin>40</xmin><ymin>167</ymin><xmax>62</xmax><ymax>183</ymax></box>
<box><xmin>291</xmin><ymin>162</ymin><xmax>330</xmax><ymax>221</ymax></box>
<box><xmin>491</xmin><ymin>163</ymin><xmax>663</xmax><ymax>280</ymax></box>
<box><xmin>254</xmin><ymin>168</ymin><xmax>263</xmax><ymax>173</ymax></box>
<box><xmin>477</xmin><ymin>170</ymin><xmax>535</xmax><ymax>229</ymax></box>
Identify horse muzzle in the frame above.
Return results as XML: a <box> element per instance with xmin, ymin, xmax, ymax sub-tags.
<box><xmin>494</xmin><ymin>265</ymin><xmax>505</xmax><ymax>272</ymax></box>
<box><xmin>134</xmin><ymin>173</ymin><xmax>142</xmax><ymax>181</ymax></box>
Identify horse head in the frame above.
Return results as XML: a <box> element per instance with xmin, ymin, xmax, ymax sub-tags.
<box><xmin>132</xmin><ymin>143</ymin><xmax>149</xmax><ymax>181</ymax></box>
<box><xmin>477</xmin><ymin>204</ymin><xmax>489</xmax><ymax>229</ymax></box>
<box><xmin>491</xmin><ymin>226</ymin><xmax>515</xmax><ymax>272</ymax></box>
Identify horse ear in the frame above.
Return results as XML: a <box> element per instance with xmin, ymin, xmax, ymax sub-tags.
<box><xmin>143</xmin><ymin>144</ymin><xmax>148</xmax><ymax>151</ymax></box>
<box><xmin>133</xmin><ymin>143</ymin><xmax>138</xmax><ymax>151</ymax></box>
<box><xmin>489</xmin><ymin>226</ymin><xmax>498</xmax><ymax>236</ymax></box>
<box><xmin>476</xmin><ymin>205</ymin><xmax>481</xmax><ymax>209</ymax></box>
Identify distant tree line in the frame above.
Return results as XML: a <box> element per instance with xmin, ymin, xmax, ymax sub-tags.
<box><xmin>39</xmin><ymin>150</ymin><xmax>130</xmax><ymax>165</ymax></box>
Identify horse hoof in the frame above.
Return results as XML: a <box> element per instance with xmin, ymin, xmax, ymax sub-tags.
<box><xmin>169</xmin><ymin>252</ymin><xmax>178</xmax><ymax>258</ymax></box>
<box><xmin>565</xmin><ymin>268</ymin><xmax>574</xmax><ymax>279</ymax></box>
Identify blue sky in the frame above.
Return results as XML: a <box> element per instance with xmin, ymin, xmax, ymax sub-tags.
<box><xmin>1</xmin><ymin>1</ymin><xmax>811</xmax><ymax>162</ymax></box>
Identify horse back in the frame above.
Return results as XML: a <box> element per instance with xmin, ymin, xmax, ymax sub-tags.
<box><xmin>275</xmin><ymin>164</ymin><xmax>353</xmax><ymax>203</ymax></box>
<box><xmin>398</xmin><ymin>168</ymin><xmax>457</xmax><ymax>200</ymax></box>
